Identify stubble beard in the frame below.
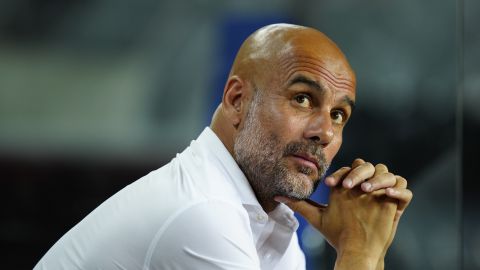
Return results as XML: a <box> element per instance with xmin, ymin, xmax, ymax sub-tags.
<box><xmin>233</xmin><ymin>94</ymin><xmax>330</xmax><ymax>205</ymax></box>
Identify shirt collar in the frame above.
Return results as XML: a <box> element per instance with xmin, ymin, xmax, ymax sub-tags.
<box><xmin>196</xmin><ymin>127</ymin><xmax>262</xmax><ymax>208</ymax></box>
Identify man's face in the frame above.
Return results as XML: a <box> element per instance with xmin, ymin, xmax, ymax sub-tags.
<box><xmin>233</xmin><ymin>48</ymin><xmax>356</xmax><ymax>202</ymax></box>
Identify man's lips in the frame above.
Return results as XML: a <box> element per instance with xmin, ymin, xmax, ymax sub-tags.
<box><xmin>291</xmin><ymin>154</ymin><xmax>320</xmax><ymax>171</ymax></box>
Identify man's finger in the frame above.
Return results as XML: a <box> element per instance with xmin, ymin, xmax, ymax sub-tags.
<box><xmin>342</xmin><ymin>162</ymin><xmax>375</xmax><ymax>189</ymax></box>
<box><xmin>394</xmin><ymin>175</ymin><xmax>408</xmax><ymax>189</ymax></box>
<box><xmin>360</xmin><ymin>172</ymin><xmax>396</xmax><ymax>192</ymax></box>
<box><xmin>351</xmin><ymin>158</ymin><xmax>365</xmax><ymax>168</ymax></box>
<box><xmin>386</xmin><ymin>188</ymin><xmax>413</xmax><ymax>213</ymax></box>
<box><xmin>324</xmin><ymin>167</ymin><xmax>351</xmax><ymax>187</ymax></box>
<box><xmin>372</xmin><ymin>163</ymin><xmax>389</xmax><ymax>177</ymax></box>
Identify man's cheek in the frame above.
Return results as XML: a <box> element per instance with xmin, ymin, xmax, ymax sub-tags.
<box><xmin>325</xmin><ymin>139</ymin><xmax>342</xmax><ymax>162</ymax></box>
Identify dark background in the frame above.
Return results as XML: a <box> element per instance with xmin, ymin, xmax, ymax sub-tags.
<box><xmin>1</xmin><ymin>0</ymin><xmax>478</xmax><ymax>269</ymax></box>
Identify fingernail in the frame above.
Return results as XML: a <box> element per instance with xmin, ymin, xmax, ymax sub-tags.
<box><xmin>362</xmin><ymin>182</ymin><xmax>372</xmax><ymax>192</ymax></box>
<box><xmin>325</xmin><ymin>176</ymin><xmax>334</xmax><ymax>185</ymax></box>
<box><xmin>344</xmin><ymin>179</ymin><xmax>353</xmax><ymax>188</ymax></box>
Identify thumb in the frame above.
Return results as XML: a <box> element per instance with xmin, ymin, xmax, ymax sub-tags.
<box><xmin>275</xmin><ymin>196</ymin><xmax>326</xmax><ymax>226</ymax></box>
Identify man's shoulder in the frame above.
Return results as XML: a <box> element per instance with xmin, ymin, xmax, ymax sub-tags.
<box><xmin>136</xmin><ymin>144</ymin><xmax>244</xmax><ymax>205</ymax></box>
<box><xmin>34</xmin><ymin>169</ymin><xmax>254</xmax><ymax>270</ymax></box>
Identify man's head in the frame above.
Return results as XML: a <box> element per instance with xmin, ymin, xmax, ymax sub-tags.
<box><xmin>211</xmin><ymin>24</ymin><xmax>356</xmax><ymax>211</ymax></box>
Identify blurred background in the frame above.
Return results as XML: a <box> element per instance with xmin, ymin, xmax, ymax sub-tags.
<box><xmin>0</xmin><ymin>0</ymin><xmax>478</xmax><ymax>269</ymax></box>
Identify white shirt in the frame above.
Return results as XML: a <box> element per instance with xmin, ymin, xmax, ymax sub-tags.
<box><xmin>34</xmin><ymin>127</ymin><xmax>306</xmax><ymax>270</ymax></box>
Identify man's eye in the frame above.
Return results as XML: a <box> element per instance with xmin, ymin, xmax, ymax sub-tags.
<box><xmin>331</xmin><ymin>110</ymin><xmax>345</xmax><ymax>124</ymax></box>
<box><xmin>294</xmin><ymin>94</ymin><xmax>312</xmax><ymax>108</ymax></box>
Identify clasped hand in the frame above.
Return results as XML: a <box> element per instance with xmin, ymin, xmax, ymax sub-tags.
<box><xmin>275</xmin><ymin>158</ymin><xmax>413</xmax><ymax>269</ymax></box>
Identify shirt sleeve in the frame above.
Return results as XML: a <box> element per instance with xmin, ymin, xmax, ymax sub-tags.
<box><xmin>145</xmin><ymin>200</ymin><xmax>261</xmax><ymax>270</ymax></box>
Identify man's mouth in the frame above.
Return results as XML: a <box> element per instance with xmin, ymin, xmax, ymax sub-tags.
<box><xmin>290</xmin><ymin>154</ymin><xmax>320</xmax><ymax>171</ymax></box>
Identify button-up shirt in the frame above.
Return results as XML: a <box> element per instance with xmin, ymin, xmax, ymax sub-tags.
<box><xmin>35</xmin><ymin>127</ymin><xmax>306</xmax><ymax>269</ymax></box>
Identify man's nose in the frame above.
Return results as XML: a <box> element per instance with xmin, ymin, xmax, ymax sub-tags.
<box><xmin>303</xmin><ymin>111</ymin><xmax>334</xmax><ymax>147</ymax></box>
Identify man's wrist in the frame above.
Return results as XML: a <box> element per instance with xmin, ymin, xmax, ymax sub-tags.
<box><xmin>334</xmin><ymin>250</ymin><xmax>381</xmax><ymax>270</ymax></box>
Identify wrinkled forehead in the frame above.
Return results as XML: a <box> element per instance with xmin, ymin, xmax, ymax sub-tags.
<box><xmin>271</xmin><ymin>41</ymin><xmax>357</xmax><ymax>94</ymax></box>
<box><xmin>288</xmin><ymin>32</ymin><xmax>353</xmax><ymax>69</ymax></box>
<box><xmin>243</xmin><ymin>25</ymin><xmax>356</xmax><ymax>94</ymax></box>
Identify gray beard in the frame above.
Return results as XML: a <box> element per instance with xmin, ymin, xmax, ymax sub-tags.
<box><xmin>233</xmin><ymin>95</ymin><xmax>329</xmax><ymax>205</ymax></box>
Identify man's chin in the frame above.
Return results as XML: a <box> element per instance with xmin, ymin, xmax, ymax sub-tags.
<box><xmin>277</xmin><ymin>175</ymin><xmax>316</xmax><ymax>200</ymax></box>
<box><xmin>297</xmin><ymin>170</ymin><xmax>320</xmax><ymax>187</ymax></box>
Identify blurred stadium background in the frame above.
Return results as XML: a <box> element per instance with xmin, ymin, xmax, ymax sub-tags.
<box><xmin>1</xmin><ymin>0</ymin><xmax>478</xmax><ymax>269</ymax></box>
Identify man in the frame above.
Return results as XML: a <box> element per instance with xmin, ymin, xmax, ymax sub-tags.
<box><xmin>35</xmin><ymin>24</ymin><xmax>412</xmax><ymax>270</ymax></box>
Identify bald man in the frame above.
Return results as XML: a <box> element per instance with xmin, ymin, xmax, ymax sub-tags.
<box><xmin>35</xmin><ymin>24</ymin><xmax>412</xmax><ymax>270</ymax></box>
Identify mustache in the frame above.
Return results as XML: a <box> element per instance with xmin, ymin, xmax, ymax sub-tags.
<box><xmin>283</xmin><ymin>142</ymin><xmax>325</xmax><ymax>161</ymax></box>
<box><xmin>283</xmin><ymin>140</ymin><xmax>326</xmax><ymax>165</ymax></box>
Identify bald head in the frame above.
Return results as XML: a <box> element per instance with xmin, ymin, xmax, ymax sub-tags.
<box><xmin>229</xmin><ymin>23</ymin><xmax>355</xmax><ymax>90</ymax></box>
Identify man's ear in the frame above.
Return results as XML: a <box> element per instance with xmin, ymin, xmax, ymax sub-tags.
<box><xmin>222</xmin><ymin>76</ymin><xmax>249</xmax><ymax>127</ymax></box>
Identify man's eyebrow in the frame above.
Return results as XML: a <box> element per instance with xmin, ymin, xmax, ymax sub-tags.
<box><xmin>341</xmin><ymin>96</ymin><xmax>356</xmax><ymax>111</ymax></box>
<box><xmin>289</xmin><ymin>75</ymin><xmax>356</xmax><ymax>110</ymax></box>
<box><xmin>288</xmin><ymin>75</ymin><xmax>322</xmax><ymax>91</ymax></box>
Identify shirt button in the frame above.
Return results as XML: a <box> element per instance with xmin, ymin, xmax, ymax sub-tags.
<box><xmin>256</xmin><ymin>214</ymin><xmax>266</xmax><ymax>222</ymax></box>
